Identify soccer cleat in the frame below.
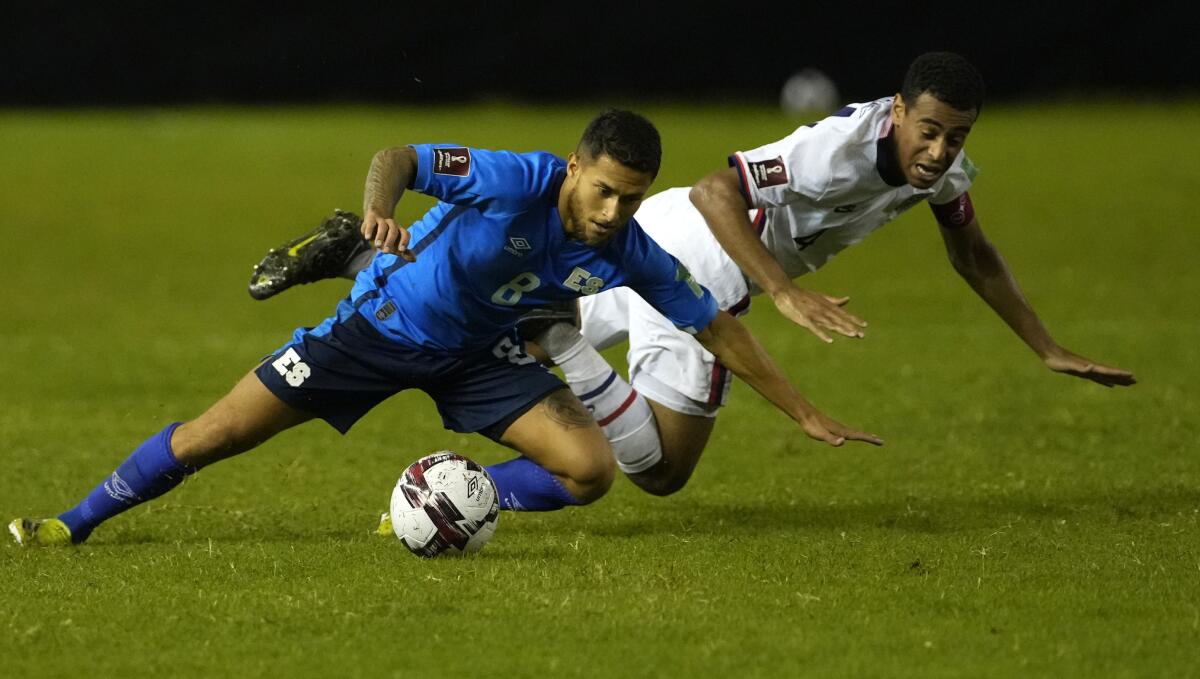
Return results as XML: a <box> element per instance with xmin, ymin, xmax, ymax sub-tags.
<box><xmin>515</xmin><ymin>298</ymin><xmax>580</xmax><ymax>344</ymax></box>
<box><xmin>249</xmin><ymin>209</ymin><xmax>370</xmax><ymax>300</ymax></box>
<box><xmin>375</xmin><ymin>511</ymin><xmax>393</xmax><ymax>537</ymax></box>
<box><xmin>8</xmin><ymin>518</ymin><xmax>73</xmax><ymax>547</ymax></box>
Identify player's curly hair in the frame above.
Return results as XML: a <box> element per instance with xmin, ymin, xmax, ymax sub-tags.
<box><xmin>901</xmin><ymin>52</ymin><xmax>985</xmax><ymax>114</ymax></box>
<box><xmin>577</xmin><ymin>109</ymin><xmax>662</xmax><ymax>178</ymax></box>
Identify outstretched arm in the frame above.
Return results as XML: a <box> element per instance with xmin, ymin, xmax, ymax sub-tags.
<box><xmin>690</xmin><ymin>168</ymin><xmax>866</xmax><ymax>343</ymax></box>
<box><xmin>361</xmin><ymin>146</ymin><xmax>418</xmax><ymax>261</ymax></box>
<box><xmin>939</xmin><ymin>216</ymin><xmax>1136</xmax><ymax>387</ymax></box>
<box><xmin>693</xmin><ymin>310</ymin><xmax>882</xmax><ymax>447</ymax></box>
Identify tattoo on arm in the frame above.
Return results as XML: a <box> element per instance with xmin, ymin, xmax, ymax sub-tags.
<box><xmin>363</xmin><ymin>147</ymin><xmax>415</xmax><ymax>216</ymax></box>
<box><xmin>542</xmin><ymin>388</ymin><xmax>594</xmax><ymax>430</ymax></box>
<box><xmin>363</xmin><ymin>161</ymin><xmax>389</xmax><ymax>215</ymax></box>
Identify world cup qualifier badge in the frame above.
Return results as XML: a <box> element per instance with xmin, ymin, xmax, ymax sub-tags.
<box><xmin>747</xmin><ymin>156</ymin><xmax>788</xmax><ymax>188</ymax></box>
<box><xmin>433</xmin><ymin>147</ymin><xmax>472</xmax><ymax>176</ymax></box>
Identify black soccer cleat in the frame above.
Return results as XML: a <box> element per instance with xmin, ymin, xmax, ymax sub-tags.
<box><xmin>249</xmin><ymin>209</ymin><xmax>370</xmax><ymax>300</ymax></box>
<box><xmin>515</xmin><ymin>298</ymin><xmax>580</xmax><ymax>343</ymax></box>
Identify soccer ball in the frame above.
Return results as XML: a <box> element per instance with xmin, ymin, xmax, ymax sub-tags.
<box><xmin>389</xmin><ymin>451</ymin><xmax>499</xmax><ymax>557</ymax></box>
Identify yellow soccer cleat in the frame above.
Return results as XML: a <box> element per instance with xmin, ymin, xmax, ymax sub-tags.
<box><xmin>248</xmin><ymin>209</ymin><xmax>369</xmax><ymax>300</ymax></box>
<box><xmin>8</xmin><ymin>518</ymin><xmax>73</xmax><ymax>547</ymax></box>
<box><xmin>375</xmin><ymin>511</ymin><xmax>393</xmax><ymax>537</ymax></box>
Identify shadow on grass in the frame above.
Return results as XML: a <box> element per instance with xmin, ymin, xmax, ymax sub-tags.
<box><xmin>581</xmin><ymin>483</ymin><xmax>1200</xmax><ymax>539</ymax></box>
<box><xmin>59</xmin><ymin>484</ymin><xmax>1199</xmax><ymax>547</ymax></box>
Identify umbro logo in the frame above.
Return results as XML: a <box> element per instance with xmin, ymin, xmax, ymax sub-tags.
<box><xmin>104</xmin><ymin>472</ymin><xmax>140</xmax><ymax>505</ymax></box>
<box><xmin>793</xmin><ymin>231</ymin><xmax>825</xmax><ymax>251</ymax></box>
<box><xmin>504</xmin><ymin>237</ymin><xmax>532</xmax><ymax>257</ymax></box>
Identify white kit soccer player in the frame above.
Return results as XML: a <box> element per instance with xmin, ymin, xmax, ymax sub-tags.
<box><xmin>579</xmin><ymin>97</ymin><xmax>977</xmax><ymax>423</ymax></box>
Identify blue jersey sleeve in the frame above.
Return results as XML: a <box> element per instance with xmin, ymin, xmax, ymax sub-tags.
<box><xmin>621</xmin><ymin>223</ymin><xmax>719</xmax><ymax>334</ymax></box>
<box><xmin>409</xmin><ymin>145</ymin><xmax>562</xmax><ymax>216</ymax></box>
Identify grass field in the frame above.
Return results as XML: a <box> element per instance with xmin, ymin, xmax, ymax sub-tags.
<box><xmin>1</xmin><ymin>101</ymin><xmax>1198</xmax><ymax>678</ymax></box>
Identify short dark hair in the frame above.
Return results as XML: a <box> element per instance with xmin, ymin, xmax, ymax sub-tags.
<box><xmin>577</xmin><ymin>109</ymin><xmax>662</xmax><ymax>178</ymax></box>
<box><xmin>901</xmin><ymin>52</ymin><xmax>985</xmax><ymax>114</ymax></box>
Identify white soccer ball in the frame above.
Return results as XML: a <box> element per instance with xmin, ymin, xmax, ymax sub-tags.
<box><xmin>389</xmin><ymin>451</ymin><xmax>499</xmax><ymax>557</ymax></box>
<box><xmin>780</xmin><ymin>67</ymin><xmax>839</xmax><ymax>115</ymax></box>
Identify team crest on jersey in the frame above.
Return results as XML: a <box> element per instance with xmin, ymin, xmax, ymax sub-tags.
<box><xmin>747</xmin><ymin>157</ymin><xmax>788</xmax><ymax>189</ymax></box>
<box><xmin>433</xmin><ymin>147</ymin><xmax>472</xmax><ymax>176</ymax></box>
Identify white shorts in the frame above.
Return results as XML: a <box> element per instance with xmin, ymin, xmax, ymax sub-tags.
<box><xmin>580</xmin><ymin>287</ymin><xmax>733</xmax><ymax>417</ymax></box>
<box><xmin>578</xmin><ymin>188</ymin><xmax>752</xmax><ymax>418</ymax></box>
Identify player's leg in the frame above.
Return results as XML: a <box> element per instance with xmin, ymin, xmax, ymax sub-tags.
<box><xmin>626</xmin><ymin>381</ymin><xmax>719</xmax><ymax>497</ymax></box>
<box><xmin>169</xmin><ymin>370</ymin><xmax>314</xmax><ymax>467</ymax></box>
<box><xmin>428</xmin><ymin>333</ymin><xmax>614</xmax><ymax>512</ymax></box>
<box><xmin>493</xmin><ymin>388</ymin><xmax>615</xmax><ymax>506</ymax></box>
<box><xmin>539</xmin><ymin>289</ymin><xmax>731</xmax><ymax>496</ymax></box>
<box><xmin>532</xmin><ymin>290</ymin><xmax>669</xmax><ymax>477</ymax></box>
<box><xmin>13</xmin><ymin>370</ymin><xmax>312</xmax><ymax>546</ymax></box>
<box><xmin>619</xmin><ymin>289</ymin><xmax>734</xmax><ymax>495</ymax></box>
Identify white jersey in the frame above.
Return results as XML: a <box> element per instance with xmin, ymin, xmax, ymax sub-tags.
<box><xmin>727</xmin><ymin>97</ymin><xmax>976</xmax><ymax>291</ymax></box>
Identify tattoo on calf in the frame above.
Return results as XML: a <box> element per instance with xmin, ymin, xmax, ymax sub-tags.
<box><xmin>543</xmin><ymin>389</ymin><xmax>593</xmax><ymax>430</ymax></box>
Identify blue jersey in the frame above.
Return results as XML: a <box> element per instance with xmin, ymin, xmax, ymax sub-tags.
<box><xmin>348</xmin><ymin>145</ymin><xmax>718</xmax><ymax>353</ymax></box>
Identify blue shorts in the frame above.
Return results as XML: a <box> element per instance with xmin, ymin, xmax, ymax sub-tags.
<box><xmin>255</xmin><ymin>300</ymin><xmax>564</xmax><ymax>441</ymax></box>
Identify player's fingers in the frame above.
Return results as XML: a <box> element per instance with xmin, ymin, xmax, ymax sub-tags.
<box><xmin>842</xmin><ymin>310</ymin><xmax>868</xmax><ymax>328</ymax></box>
<box><xmin>395</xmin><ymin>227</ymin><xmax>416</xmax><ymax>262</ymax></box>
<box><xmin>810</xmin><ymin>425</ymin><xmax>844</xmax><ymax>446</ymax></box>
<box><xmin>1092</xmin><ymin>365</ymin><xmax>1136</xmax><ymax>384</ymax></box>
<box><xmin>823</xmin><ymin>295</ymin><xmax>850</xmax><ymax>307</ymax></box>
<box><xmin>842</xmin><ymin>429</ymin><xmax>884</xmax><ymax>446</ymax></box>
<box><xmin>380</xmin><ymin>223</ymin><xmax>401</xmax><ymax>254</ymax></box>
<box><xmin>821</xmin><ymin>313</ymin><xmax>864</xmax><ymax>338</ymax></box>
<box><xmin>362</xmin><ymin>219</ymin><xmax>378</xmax><ymax>242</ymax></box>
<box><xmin>829</xmin><ymin>323</ymin><xmax>864</xmax><ymax>338</ymax></box>
<box><xmin>804</xmin><ymin>321</ymin><xmax>834</xmax><ymax>344</ymax></box>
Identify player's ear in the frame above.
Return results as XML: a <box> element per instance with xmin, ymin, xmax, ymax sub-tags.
<box><xmin>566</xmin><ymin>152</ymin><xmax>582</xmax><ymax>177</ymax></box>
<box><xmin>891</xmin><ymin>93</ymin><xmax>905</xmax><ymax>125</ymax></box>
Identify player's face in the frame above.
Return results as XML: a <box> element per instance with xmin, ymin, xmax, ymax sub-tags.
<box><xmin>560</xmin><ymin>152</ymin><xmax>654</xmax><ymax>247</ymax></box>
<box><xmin>890</xmin><ymin>92</ymin><xmax>977</xmax><ymax>189</ymax></box>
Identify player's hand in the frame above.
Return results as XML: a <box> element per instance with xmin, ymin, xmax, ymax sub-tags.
<box><xmin>771</xmin><ymin>285</ymin><xmax>867</xmax><ymax>343</ymax></box>
<box><xmin>1043</xmin><ymin>346</ymin><xmax>1136</xmax><ymax>387</ymax></box>
<box><xmin>801</xmin><ymin>410</ymin><xmax>883</xmax><ymax>447</ymax></box>
<box><xmin>362</xmin><ymin>210</ymin><xmax>415</xmax><ymax>262</ymax></box>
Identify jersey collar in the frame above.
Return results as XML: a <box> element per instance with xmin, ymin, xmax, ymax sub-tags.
<box><xmin>875</xmin><ymin>117</ymin><xmax>907</xmax><ymax>188</ymax></box>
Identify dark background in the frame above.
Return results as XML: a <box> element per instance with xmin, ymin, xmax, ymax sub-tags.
<box><xmin>4</xmin><ymin>2</ymin><xmax>1195</xmax><ymax>106</ymax></box>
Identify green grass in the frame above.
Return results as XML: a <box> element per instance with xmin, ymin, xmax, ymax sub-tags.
<box><xmin>1</xmin><ymin>102</ymin><xmax>1198</xmax><ymax>678</ymax></box>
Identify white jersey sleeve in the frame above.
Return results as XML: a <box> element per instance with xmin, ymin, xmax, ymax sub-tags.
<box><xmin>728</xmin><ymin>105</ymin><xmax>875</xmax><ymax>208</ymax></box>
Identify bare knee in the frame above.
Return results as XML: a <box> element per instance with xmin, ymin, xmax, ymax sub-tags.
<box><xmin>628</xmin><ymin>464</ymin><xmax>694</xmax><ymax>497</ymax></box>
<box><xmin>563</xmin><ymin>447</ymin><xmax>616</xmax><ymax>505</ymax></box>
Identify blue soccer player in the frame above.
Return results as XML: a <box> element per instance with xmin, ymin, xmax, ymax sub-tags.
<box><xmin>10</xmin><ymin>110</ymin><xmax>880</xmax><ymax>546</ymax></box>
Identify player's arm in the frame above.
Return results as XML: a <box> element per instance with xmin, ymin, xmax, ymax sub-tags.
<box><xmin>693</xmin><ymin>310</ymin><xmax>883</xmax><ymax>447</ymax></box>
<box><xmin>689</xmin><ymin>168</ymin><xmax>866</xmax><ymax>343</ymax></box>
<box><xmin>937</xmin><ymin>207</ymin><xmax>1136</xmax><ymax>387</ymax></box>
<box><xmin>361</xmin><ymin>146</ymin><xmax>419</xmax><ymax>261</ymax></box>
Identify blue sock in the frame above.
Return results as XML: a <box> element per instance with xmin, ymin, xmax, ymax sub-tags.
<box><xmin>485</xmin><ymin>457</ymin><xmax>579</xmax><ymax>511</ymax></box>
<box><xmin>58</xmin><ymin>422</ymin><xmax>195</xmax><ymax>543</ymax></box>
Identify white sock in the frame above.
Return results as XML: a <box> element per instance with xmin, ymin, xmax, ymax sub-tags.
<box><xmin>549</xmin><ymin>333</ymin><xmax>664</xmax><ymax>474</ymax></box>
